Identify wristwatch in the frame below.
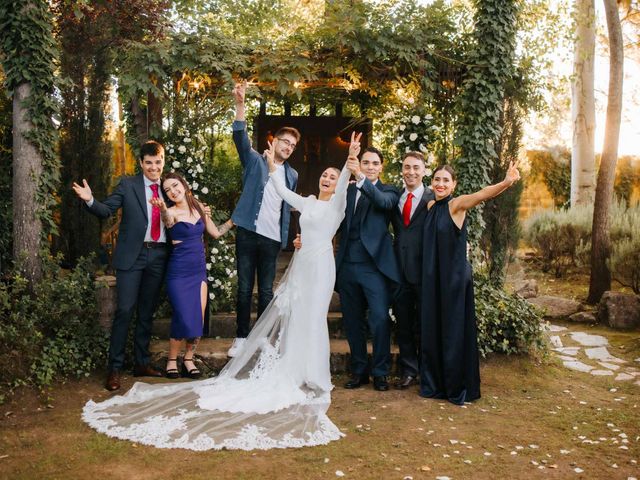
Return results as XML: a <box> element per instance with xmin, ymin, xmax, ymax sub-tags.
<box><xmin>357</xmin><ymin>173</ymin><xmax>366</xmax><ymax>182</ymax></box>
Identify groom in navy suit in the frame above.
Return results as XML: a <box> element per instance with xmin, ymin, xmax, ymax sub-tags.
<box><xmin>336</xmin><ymin>147</ymin><xmax>401</xmax><ymax>391</ymax></box>
<box><xmin>73</xmin><ymin>141</ymin><xmax>168</xmax><ymax>391</ymax></box>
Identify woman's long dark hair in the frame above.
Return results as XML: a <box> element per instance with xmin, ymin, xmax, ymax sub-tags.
<box><xmin>162</xmin><ymin>172</ymin><xmax>206</xmax><ymax>221</ymax></box>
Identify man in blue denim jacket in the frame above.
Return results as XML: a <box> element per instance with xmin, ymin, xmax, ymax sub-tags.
<box><xmin>227</xmin><ymin>81</ymin><xmax>299</xmax><ymax>357</ymax></box>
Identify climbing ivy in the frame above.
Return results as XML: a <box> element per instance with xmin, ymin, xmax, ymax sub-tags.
<box><xmin>454</xmin><ymin>0</ymin><xmax>519</xmax><ymax>255</ymax></box>
<box><xmin>0</xmin><ymin>0</ymin><xmax>60</xmax><ymax>241</ymax></box>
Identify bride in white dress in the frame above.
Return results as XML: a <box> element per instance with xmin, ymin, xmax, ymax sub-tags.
<box><xmin>82</xmin><ymin>133</ymin><xmax>363</xmax><ymax>451</ymax></box>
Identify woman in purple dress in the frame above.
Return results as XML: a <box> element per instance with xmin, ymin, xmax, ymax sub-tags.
<box><xmin>151</xmin><ymin>173</ymin><xmax>233</xmax><ymax>379</ymax></box>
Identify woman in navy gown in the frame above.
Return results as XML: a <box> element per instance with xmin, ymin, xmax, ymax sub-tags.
<box><xmin>151</xmin><ymin>173</ymin><xmax>233</xmax><ymax>379</ymax></box>
<box><xmin>420</xmin><ymin>162</ymin><xmax>520</xmax><ymax>405</ymax></box>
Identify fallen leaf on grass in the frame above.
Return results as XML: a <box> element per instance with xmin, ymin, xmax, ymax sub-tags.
<box><xmin>419</xmin><ymin>465</ymin><xmax>431</xmax><ymax>472</ymax></box>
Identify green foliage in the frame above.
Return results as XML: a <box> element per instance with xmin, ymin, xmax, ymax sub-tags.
<box><xmin>0</xmin><ymin>254</ymin><xmax>108</xmax><ymax>397</ymax></box>
<box><xmin>480</xmin><ymin>97</ymin><xmax>524</xmax><ymax>287</ymax></box>
<box><xmin>474</xmin><ymin>273</ymin><xmax>546</xmax><ymax>357</ymax></box>
<box><xmin>528</xmin><ymin>148</ymin><xmax>571</xmax><ymax>208</ymax></box>
<box><xmin>524</xmin><ymin>201</ymin><xmax>638</xmax><ymax>278</ymax></box>
<box><xmin>0</xmin><ymin>0</ymin><xmax>60</xmax><ymax>241</ymax></box>
<box><xmin>614</xmin><ymin>156</ymin><xmax>640</xmax><ymax>206</ymax></box>
<box><xmin>454</xmin><ymin>0</ymin><xmax>519</xmax><ymax>255</ymax></box>
<box><xmin>610</xmin><ymin>236</ymin><xmax>640</xmax><ymax>294</ymax></box>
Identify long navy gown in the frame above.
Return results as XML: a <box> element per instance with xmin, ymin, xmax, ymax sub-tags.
<box><xmin>419</xmin><ymin>195</ymin><xmax>481</xmax><ymax>405</ymax></box>
<box><xmin>166</xmin><ymin>218</ymin><xmax>207</xmax><ymax>339</ymax></box>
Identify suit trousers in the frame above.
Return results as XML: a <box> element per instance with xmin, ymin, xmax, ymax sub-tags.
<box><xmin>338</xmin><ymin>260</ymin><xmax>392</xmax><ymax>377</ymax></box>
<box><xmin>393</xmin><ymin>282</ymin><xmax>422</xmax><ymax>377</ymax></box>
<box><xmin>109</xmin><ymin>246</ymin><xmax>168</xmax><ymax>370</ymax></box>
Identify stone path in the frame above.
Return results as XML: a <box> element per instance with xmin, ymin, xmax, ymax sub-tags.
<box><xmin>544</xmin><ymin>323</ymin><xmax>640</xmax><ymax>385</ymax></box>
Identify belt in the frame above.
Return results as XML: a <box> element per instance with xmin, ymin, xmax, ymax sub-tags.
<box><xmin>143</xmin><ymin>242</ymin><xmax>166</xmax><ymax>249</ymax></box>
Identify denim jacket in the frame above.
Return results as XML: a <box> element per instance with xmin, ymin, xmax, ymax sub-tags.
<box><xmin>230</xmin><ymin>120</ymin><xmax>298</xmax><ymax>248</ymax></box>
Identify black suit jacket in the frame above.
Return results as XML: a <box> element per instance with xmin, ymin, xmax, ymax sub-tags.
<box><xmin>391</xmin><ymin>187</ymin><xmax>435</xmax><ymax>285</ymax></box>
<box><xmin>86</xmin><ymin>174</ymin><xmax>167</xmax><ymax>271</ymax></box>
<box><xmin>336</xmin><ymin>178</ymin><xmax>401</xmax><ymax>284</ymax></box>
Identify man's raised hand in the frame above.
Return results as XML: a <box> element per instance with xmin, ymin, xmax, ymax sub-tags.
<box><xmin>72</xmin><ymin>179</ymin><xmax>93</xmax><ymax>202</ymax></box>
<box><xmin>233</xmin><ymin>81</ymin><xmax>247</xmax><ymax>106</ymax></box>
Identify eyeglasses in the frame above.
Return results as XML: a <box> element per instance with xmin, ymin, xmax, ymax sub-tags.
<box><xmin>277</xmin><ymin>137</ymin><xmax>297</xmax><ymax>150</ymax></box>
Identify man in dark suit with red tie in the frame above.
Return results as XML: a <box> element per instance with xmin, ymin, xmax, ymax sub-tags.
<box><xmin>391</xmin><ymin>151</ymin><xmax>434</xmax><ymax>389</ymax></box>
<box><xmin>72</xmin><ymin>141</ymin><xmax>168</xmax><ymax>391</ymax></box>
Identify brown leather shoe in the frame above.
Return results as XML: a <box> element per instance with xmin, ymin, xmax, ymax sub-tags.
<box><xmin>105</xmin><ymin>370</ymin><xmax>121</xmax><ymax>391</ymax></box>
<box><xmin>133</xmin><ymin>364</ymin><xmax>163</xmax><ymax>377</ymax></box>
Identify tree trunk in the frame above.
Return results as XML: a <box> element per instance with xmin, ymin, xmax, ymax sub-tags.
<box><xmin>12</xmin><ymin>81</ymin><xmax>43</xmax><ymax>283</ymax></box>
<box><xmin>587</xmin><ymin>0</ymin><xmax>624</xmax><ymax>304</ymax></box>
<box><xmin>570</xmin><ymin>0</ymin><xmax>596</xmax><ymax>207</ymax></box>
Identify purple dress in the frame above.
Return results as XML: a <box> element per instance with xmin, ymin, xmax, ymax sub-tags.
<box><xmin>166</xmin><ymin>218</ymin><xmax>207</xmax><ymax>339</ymax></box>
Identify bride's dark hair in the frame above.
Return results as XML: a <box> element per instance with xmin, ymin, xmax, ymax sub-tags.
<box><xmin>162</xmin><ymin>172</ymin><xmax>206</xmax><ymax>220</ymax></box>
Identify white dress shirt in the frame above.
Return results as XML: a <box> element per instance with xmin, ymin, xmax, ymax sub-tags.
<box><xmin>398</xmin><ymin>184</ymin><xmax>425</xmax><ymax>221</ymax></box>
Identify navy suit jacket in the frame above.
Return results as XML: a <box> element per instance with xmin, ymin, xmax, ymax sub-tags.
<box><xmin>86</xmin><ymin>174</ymin><xmax>166</xmax><ymax>271</ymax></box>
<box><xmin>336</xmin><ymin>178</ymin><xmax>401</xmax><ymax>285</ymax></box>
<box><xmin>391</xmin><ymin>187</ymin><xmax>435</xmax><ymax>285</ymax></box>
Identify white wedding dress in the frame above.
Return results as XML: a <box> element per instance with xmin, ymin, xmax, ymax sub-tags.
<box><xmin>82</xmin><ymin>163</ymin><xmax>351</xmax><ymax>451</ymax></box>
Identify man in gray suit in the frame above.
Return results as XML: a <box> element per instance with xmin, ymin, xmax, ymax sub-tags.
<box><xmin>391</xmin><ymin>151</ymin><xmax>434</xmax><ymax>389</ymax></box>
<box><xmin>73</xmin><ymin>141</ymin><xmax>168</xmax><ymax>391</ymax></box>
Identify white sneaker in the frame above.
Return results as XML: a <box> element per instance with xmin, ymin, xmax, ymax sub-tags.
<box><xmin>227</xmin><ymin>337</ymin><xmax>246</xmax><ymax>357</ymax></box>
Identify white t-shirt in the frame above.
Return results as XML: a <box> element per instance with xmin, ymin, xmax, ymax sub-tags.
<box><xmin>256</xmin><ymin>164</ymin><xmax>285</xmax><ymax>242</ymax></box>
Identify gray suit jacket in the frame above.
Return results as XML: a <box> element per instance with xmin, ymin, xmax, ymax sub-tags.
<box><xmin>86</xmin><ymin>174</ymin><xmax>164</xmax><ymax>271</ymax></box>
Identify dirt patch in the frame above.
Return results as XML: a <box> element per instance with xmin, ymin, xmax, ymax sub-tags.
<box><xmin>1</xmin><ymin>329</ymin><xmax>639</xmax><ymax>480</ymax></box>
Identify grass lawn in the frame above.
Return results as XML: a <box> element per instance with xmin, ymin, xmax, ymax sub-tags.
<box><xmin>1</xmin><ymin>321</ymin><xmax>638</xmax><ymax>480</ymax></box>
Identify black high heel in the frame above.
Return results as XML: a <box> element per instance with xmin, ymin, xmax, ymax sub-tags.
<box><xmin>165</xmin><ymin>358</ymin><xmax>180</xmax><ymax>379</ymax></box>
<box><xmin>181</xmin><ymin>358</ymin><xmax>201</xmax><ymax>379</ymax></box>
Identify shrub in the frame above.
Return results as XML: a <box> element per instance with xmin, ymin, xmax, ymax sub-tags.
<box><xmin>524</xmin><ymin>209</ymin><xmax>590</xmax><ymax>277</ymax></box>
<box><xmin>524</xmin><ymin>201</ymin><xmax>640</xmax><ymax>279</ymax></box>
<box><xmin>474</xmin><ymin>273</ymin><xmax>545</xmax><ymax>357</ymax></box>
<box><xmin>610</xmin><ymin>233</ymin><xmax>640</xmax><ymax>294</ymax></box>
<box><xmin>0</xmin><ymin>254</ymin><xmax>108</xmax><ymax>399</ymax></box>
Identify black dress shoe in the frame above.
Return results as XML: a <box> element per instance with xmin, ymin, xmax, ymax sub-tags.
<box><xmin>395</xmin><ymin>375</ymin><xmax>418</xmax><ymax>390</ymax></box>
<box><xmin>105</xmin><ymin>370</ymin><xmax>121</xmax><ymax>391</ymax></box>
<box><xmin>344</xmin><ymin>374</ymin><xmax>370</xmax><ymax>389</ymax></box>
<box><xmin>373</xmin><ymin>376</ymin><xmax>389</xmax><ymax>391</ymax></box>
<box><xmin>133</xmin><ymin>364</ymin><xmax>163</xmax><ymax>377</ymax></box>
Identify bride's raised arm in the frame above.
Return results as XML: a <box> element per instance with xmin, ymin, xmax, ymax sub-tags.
<box><xmin>331</xmin><ymin>131</ymin><xmax>361</xmax><ymax>213</ymax></box>
<box><xmin>264</xmin><ymin>140</ymin><xmax>308</xmax><ymax>213</ymax></box>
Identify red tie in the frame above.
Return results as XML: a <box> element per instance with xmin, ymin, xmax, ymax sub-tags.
<box><xmin>402</xmin><ymin>192</ymin><xmax>413</xmax><ymax>227</ymax></box>
<box><xmin>150</xmin><ymin>183</ymin><xmax>160</xmax><ymax>241</ymax></box>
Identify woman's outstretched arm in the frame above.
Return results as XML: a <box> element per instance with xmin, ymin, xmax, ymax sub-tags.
<box><xmin>450</xmin><ymin>160</ymin><xmax>521</xmax><ymax>215</ymax></box>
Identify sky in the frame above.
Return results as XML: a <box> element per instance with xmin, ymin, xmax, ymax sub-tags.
<box><xmin>524</xmin><ymin>2</ymin><xmax>640</xmax><ymax>156</ymax></box>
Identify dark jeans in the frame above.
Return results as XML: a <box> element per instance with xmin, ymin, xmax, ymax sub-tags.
<box><xmin>235</xmin><ymin>227</ymin><xmax>281</xmax><ymax>338</ymax></box>
<box><xmin>393</xmin><ymin>282</ymin><xmax>421</xmax><ymax>377</ymax></box>
<box><xmin>109</xmin><ymin>246</ymin><xmax>168</xmax><ymax>371</ymax></box>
